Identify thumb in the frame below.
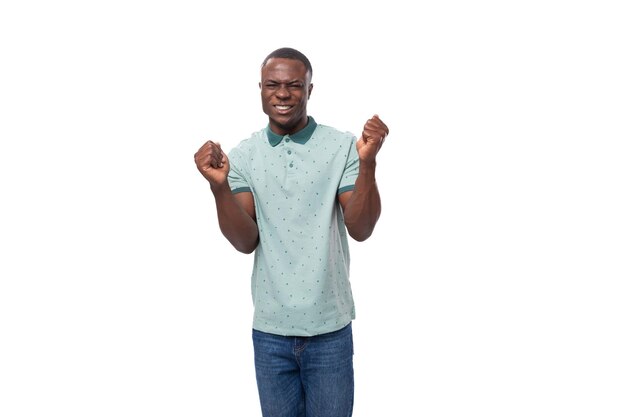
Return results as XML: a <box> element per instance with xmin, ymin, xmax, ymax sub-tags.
<box><xmin>221</xmin><ymin>151</ymin><xmax>230</xmax><ymax>169</ymax></box>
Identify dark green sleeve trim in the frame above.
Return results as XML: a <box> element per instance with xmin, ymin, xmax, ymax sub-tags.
<box><xmin>232</xmin><ymin>187</ymin><xmax>252</xmax><ymax>194</ymax></box>
<box><xmin>337</xmin><ymin>185</ymin><xmax>355</xmax><ymax>195</ymax></box>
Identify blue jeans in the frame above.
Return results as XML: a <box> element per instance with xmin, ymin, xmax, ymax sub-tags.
<box><xmin>252</xmin><ymin>323</ymin><xmax>354</xmax><ymax>417</ymax></box>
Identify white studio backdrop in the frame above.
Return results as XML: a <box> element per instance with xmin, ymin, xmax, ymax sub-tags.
<box><xmin>1</xmin><ymin>1</ymin><xmax>624</xmax><ymax>416</ymax></box>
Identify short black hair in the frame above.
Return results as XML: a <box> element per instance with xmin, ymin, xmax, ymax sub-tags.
<box><xmin>261</xmin><ymin>47</ymin><xmax>313</xmax><ymax>78</ymax></box>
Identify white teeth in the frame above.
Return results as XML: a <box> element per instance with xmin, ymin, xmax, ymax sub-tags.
<box><xmin>276</xmin><ymin>105</ymin><xmax>291</xmax><ymax>110</ymax></box>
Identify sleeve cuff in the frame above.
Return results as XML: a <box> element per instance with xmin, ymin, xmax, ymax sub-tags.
<box><xmin>232</xmin><ymin>186</ymin><xmax>252</xmax><ymax>194</ymax></box>
<box><xmin>337</xmin><ymin>184</ymin><xmax>355</xmax><ymax>195</ymax></box>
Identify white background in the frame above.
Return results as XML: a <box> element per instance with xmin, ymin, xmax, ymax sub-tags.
<box><xmin>1</xmin><ymin>1</ymin><xmax>625</xmax><ymax>416</ymax></box>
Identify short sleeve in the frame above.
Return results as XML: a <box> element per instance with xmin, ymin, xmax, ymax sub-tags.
<box><xmin>338</xmin><ymin>136</ymin><xmax>359</xmax><ymax>195</ymax></box>
<box><xmin>227</xmin><ymin>147</ymin><xmax>252</xmax><ymax>194</ymax></box>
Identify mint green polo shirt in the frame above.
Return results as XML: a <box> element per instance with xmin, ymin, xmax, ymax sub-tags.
<box><xmin>227</xmin><ymin>117</ymin><xmax>360</xmax><ymax>336</ymax></box>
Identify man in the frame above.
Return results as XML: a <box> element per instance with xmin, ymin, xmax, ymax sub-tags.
<box><xmin>194</xmin><ymin>47</ymin><xmax>388</xmax><ymax>417</ymax></box>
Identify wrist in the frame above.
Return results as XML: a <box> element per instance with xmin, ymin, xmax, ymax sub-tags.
<box><xmin>358</xmin><ymin>159</ymin><xmax>377</xmax><ymax>173</ymax></box>
<box><xmin>210</xmin><ymin>181</ymin><xmax>231</xmax><ymax>196</ymax></box>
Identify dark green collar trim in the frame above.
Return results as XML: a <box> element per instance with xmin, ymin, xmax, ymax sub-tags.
<box><xmin>266</xmin><ymin>117</ymin><xmax>317</xmax><ymax>147</ymax></box>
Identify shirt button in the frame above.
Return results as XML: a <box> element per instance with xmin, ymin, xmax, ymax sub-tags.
<box><xmin>287</xmin><ymin>150</ymin><xmax>292</xmax><ymax>155</ymax></box>
<box><xmin>285</xmin><ymin>137</ymin><xmax>290</xmax><ymax>142</ymax></box>
<box><xmin>289</xmin><ymin>163</ymin><xmax>294</xmax><ymax>168</ymax></box>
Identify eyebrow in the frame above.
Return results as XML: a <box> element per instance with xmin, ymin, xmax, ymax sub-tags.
<box><xmin>263</xmin><ymin>79</ymin><xmax>304</xmax><ymax>84</ymax></box>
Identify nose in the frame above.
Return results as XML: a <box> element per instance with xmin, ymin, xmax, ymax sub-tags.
<box><xmin>275</xmin><ymin>85</ymin><xmax>290</xmax><ymax>99</ymax></box>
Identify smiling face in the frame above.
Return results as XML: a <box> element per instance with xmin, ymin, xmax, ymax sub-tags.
<box><xmin>260</xmin><ymin>57</ymin><xmax>313</xmax><ymax>136</ymax></box>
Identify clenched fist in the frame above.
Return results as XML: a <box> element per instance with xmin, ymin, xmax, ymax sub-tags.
<box><xmin>194</xmin><ymin>140</ymin><xmax>230</xmax><ymax>188</ymax></box>
<box><xmin>356</xmin><ymin>115</ymin><xmax>389</xmax><ymax>164</ymax></box>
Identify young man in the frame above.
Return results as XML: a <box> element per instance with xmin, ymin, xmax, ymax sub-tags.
<box><xmin>194</xmin><ymin>47</ymin><xmax>388</xmax><ymax>417</ymax></box>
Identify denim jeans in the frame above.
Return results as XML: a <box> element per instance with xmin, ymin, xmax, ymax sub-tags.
<box><xmin>252</xmin><ymin>323</ymin><xmax>354</xmax><ymax>417</ymax></box>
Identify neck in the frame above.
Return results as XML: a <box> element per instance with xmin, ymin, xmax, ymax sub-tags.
<box><xmin>270</xmin><ymin>116</ymin><xmax>308</xmax><ymax>136</ymax></box>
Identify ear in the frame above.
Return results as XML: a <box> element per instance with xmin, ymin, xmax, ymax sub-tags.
<box><xmin>308</xmin><ymin>83</ymin><xmax>314</xmax><ymax>98</ymax></box>
<box><xmin>259</xmin><ymin>81</ymin><xmax>262</xmax><ymax>89</ymax></box>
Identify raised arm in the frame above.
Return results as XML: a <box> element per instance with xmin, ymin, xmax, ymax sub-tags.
<box><xmin>194</xmin><ymin>140</ymin><xmax>259</xmax><ymax>254</ymax></box>
<box><xmin>338</xmin><ymin>115</ymin><xmax>389</xmax><ymax>242</ymax></box>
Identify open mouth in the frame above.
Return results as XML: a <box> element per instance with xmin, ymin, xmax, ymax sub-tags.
<box><xmin>274</xmin><ymin>105</ymin><xmax>293</xmax><ymax>113</ymax></box>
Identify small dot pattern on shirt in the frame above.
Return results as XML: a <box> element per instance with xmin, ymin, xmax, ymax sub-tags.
<box><xmin>227</xmin><ymin>121</ymin><xmax>359</xmax><ymax>336</ymax></box>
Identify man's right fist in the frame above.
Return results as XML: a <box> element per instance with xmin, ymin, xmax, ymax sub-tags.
<box><xmin>194</xmin><ymin>140</ymin><xmax>230</xmax><ymax>187</ymax></box>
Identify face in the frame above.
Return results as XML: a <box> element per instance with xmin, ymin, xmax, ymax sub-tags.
<box><xmin>260</xmin><ymin>58</ymin><xmax>313</xmax><ymax>135</ymax></box>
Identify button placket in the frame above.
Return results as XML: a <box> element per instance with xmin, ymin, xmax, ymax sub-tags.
<box><xmin>284</xmin><ymin>135</ymin><xmax>294</xmax><ymax>168</ymax></box>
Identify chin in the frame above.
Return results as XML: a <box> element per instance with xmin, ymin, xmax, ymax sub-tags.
<box><xmin>272</xmin><ymin>117</ymin><xmax>295</xmax><ymax>129</ymax></box>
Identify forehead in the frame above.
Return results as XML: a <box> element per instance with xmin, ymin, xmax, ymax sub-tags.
<box><xmin>261</xmin><ymin>58</ymin><xmax>310</xmax><ymax>81</ymax></box>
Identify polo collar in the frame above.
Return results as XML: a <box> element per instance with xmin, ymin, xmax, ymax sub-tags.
<box><xmin>266</xmin><ymin>117</ymin><xmax>317</xmax><ymax>147</ymax></box>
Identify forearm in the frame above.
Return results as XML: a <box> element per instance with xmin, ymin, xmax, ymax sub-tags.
<box><xmin>211</xmin><ymin>185</ymin><xmax>259</xmax><ymax>253</ymax></box>
<box><xmin>343</xmin><ymin>161</ymin><xmax>381</xmax><ymax>242</ymax></box>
